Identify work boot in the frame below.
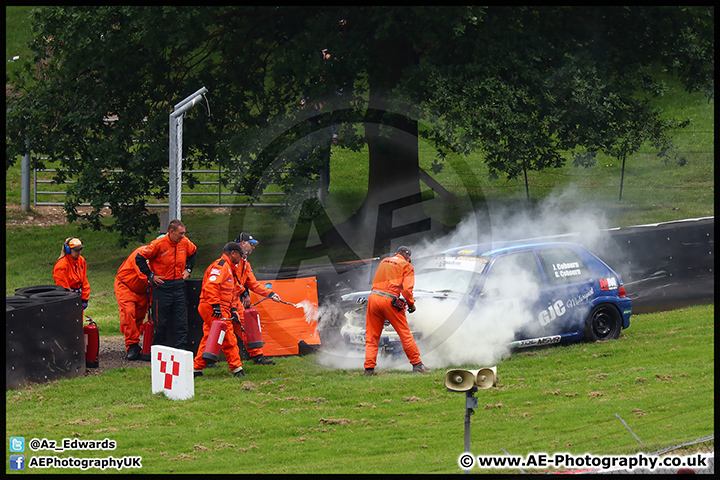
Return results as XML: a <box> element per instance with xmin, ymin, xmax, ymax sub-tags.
<box><xmin>251</xmin><ymin>355</ymin><xmax>276</xmax><ymax>365</ymax></box>
<box><xmin>126</xmin><ymin>343</ymin><xmax>141</xmax><ymax>361</ymax></box>
<box><xmin>193</xmin><ymin>370</ymin><xmax>204</xmax><ymax>378</ymax></box>
<box><xmin>205</xmin><ymin>362</ymin><xmax>218</xmax><ymax>369</ymax></box>
<box><xmin>412</xmin><ymin>362</ymin><xmax>430</xmax><ymax>374</ymax></box>
<box><xmin>364</xmin><ymin>368</ymin><xmax>377</xmax><ymax>376</ymax></box>
<box><xmin>233</xmin><ymin>369</ymin><xmax>246</xmax><ymax>378</ymax></box>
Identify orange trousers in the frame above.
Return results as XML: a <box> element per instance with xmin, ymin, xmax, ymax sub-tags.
<box><xmin>193</xmin><ymin>302</ymin><xmax>243</xmax><ymax>371</ymax></box>
<box><xmin>364</xmin><ymin>294</ymin><xmax>421</xmax><ymax>369</ymax></box>
<box><xmin>114</xmin><ymin>280</ymin><xmax>149</xmax><ymax>350</ymax></box>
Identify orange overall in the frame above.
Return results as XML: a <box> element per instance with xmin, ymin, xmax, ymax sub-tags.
<box><xmin>114</xmin><ymin>246</ymin><xmax>150</xmax><ymax>349</ymax></box>
<box><xmin>136</xmin><ymin>235</ymin><xmax>197</xmax><ymax>348</ymax></box>
<box><xmin>53</xmin><ymin>254</ymin><xmax>91</xmax><ymax>302</ymax></box>
<box><xmin>364</xmin><ymin>254</ymin><xmax>421</xmax><ymax>369</ymax></box>
<box><xmin>193</xmin><ymin>253</ymin><xmax>244</xmax><ymax>372</ymax></box>
<box><xmin>235</xmin><ymin>256</ymin><xmax>275</xmax><ymax>358</ymax></box>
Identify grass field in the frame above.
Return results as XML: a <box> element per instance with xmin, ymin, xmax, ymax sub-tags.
<box><xmin>5</xmin><ymin>305</ymin><xmax>714</xmax><ymax>474</ymax></box>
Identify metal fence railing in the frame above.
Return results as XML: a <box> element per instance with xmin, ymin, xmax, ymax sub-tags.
<box><xmin>33</xmin><ymin>164</ymin><xmax>285</xmax><ymax>208</ymax></box>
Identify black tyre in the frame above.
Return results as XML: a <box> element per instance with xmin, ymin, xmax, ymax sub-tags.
<box><xmin>583</xmin><ymin>304</ymin><xmax>622</xmax><ymax>342</ymax></box>
<box><xmin>15</xmin><ymin>284</ymin><xmax>69</xmax><ymax>297</ymax></box>
<box><xmin>6</xmin><ymin>295</ymin><xmax>43</xmax><ymax>310</ymax></box>
<box><xmin>29</xmin><ymin>290</ymin><xmax>81</xmax><ymax>303</ymax></box>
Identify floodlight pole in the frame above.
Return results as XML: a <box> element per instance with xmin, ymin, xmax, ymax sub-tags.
<box><xmin>168</xmin><ymin>86</ymin><xmax>209</xmax><ymax>221</ymax></box>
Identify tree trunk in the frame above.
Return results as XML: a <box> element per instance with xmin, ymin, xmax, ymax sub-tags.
<box><xmin>523</xmin><ymin>164</ymin><xmax>530</xmax><ymax>202</ymax></box>
<box><xmin>334</xmin><ymin>34</ymin><xmax>449</xmax><ymax>257</ymax></box>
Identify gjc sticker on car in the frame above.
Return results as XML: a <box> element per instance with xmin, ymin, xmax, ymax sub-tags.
<box><xmin>539</xmin><ymin>300</ymin><xmax>566</xmax><ymax>326</ymax></box>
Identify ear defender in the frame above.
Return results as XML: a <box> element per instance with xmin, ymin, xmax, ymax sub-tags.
<box><xmin>64</xmin><ymin>237</ymin><xmax>78</xmax><ymax>254</ymax></box>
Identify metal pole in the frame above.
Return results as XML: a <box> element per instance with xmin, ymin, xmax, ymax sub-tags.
<box><xmin>174</xmin><ymin>114</ymin><xmax>184</xmax><ymax>221</ymax></box>
<box><xmin>464</xmin><ymin>403</ymin><xmax>472</xmax><ymax>451</ymax></box>
<box><xmin>168</xmin><ymin>87</ymin><xmax>209</xmax><ymax>222</ymax></box>
<box><xmin>174</xmin><ymin>86</ymin><xmax>208</xmax><ymax>110</ymax></box>
<box><xmin>168</xmin><ymin>116</ymin><xmax>178</xmax><ymax>220</ymax></box>
<box><xmin>21</xmin><ymin>146</ymin><xmax>31</xmax><ymax>212</ymax></box>
<box><xmin>464</xmin><ymin>388</ymin><xmax>477</xmax><ymax>474</ymax></box>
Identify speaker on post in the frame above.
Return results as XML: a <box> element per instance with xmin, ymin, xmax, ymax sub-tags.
<box><xmin>475</xmin><ymin>366</ymin><xmax>497</xmax><ymax>389</ymax></box>
<box><xmin>444</xmin><ymin>366</ymin><xmax>498</xmax><ymax>392</ymax></box>
<box><xmin>444</xmin><ymin>369</ymin><xmax>481</xmax><ymax>392</ymax></box>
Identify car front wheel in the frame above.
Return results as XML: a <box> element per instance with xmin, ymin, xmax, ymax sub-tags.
<box><xmin>583</xmin><ymin>304</ymin><xmax>622</xmax><ymax>342</ymax></box>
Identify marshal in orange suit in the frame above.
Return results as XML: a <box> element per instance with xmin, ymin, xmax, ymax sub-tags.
<box><xmin>364</xmin><ymin>246</ymin><xmax>429</xmax><ymax>376</ymax></box>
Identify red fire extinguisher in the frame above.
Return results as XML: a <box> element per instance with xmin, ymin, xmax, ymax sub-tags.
<box><xmin>243</xmin><ymin>308</ymin><xmax>265</xmax><ymax>350</ymax></box>
<box><xmin>84</xmin><ymin>317</ymin><xmax>99</xmax><ymax>368</ymax></box>
<box><xmin>140</xmin><ymin>319</ymin><xmax>154</xmax><ymax>361</ymax></box>
<box><xmin>202</xmin><ymin>319</ymin><xmax>228</xmax><ymax>364</ymax></box>
<box><xmin>140</xmin><ymin>287</ymin><xmax>154</xmax><ymax>361</ymax></box>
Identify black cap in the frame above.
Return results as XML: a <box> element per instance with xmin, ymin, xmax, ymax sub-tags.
<box><xmin>235</xmin><ymin>232</ymin><xmax>258</xmax><ymax>244</ymax></box>
<box><xmin>224</xmin><ymin>242</ymin><xmax>244</xmax><ymax>253</ymax></box>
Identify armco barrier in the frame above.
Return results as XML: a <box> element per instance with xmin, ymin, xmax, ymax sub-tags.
<box><xmin>254</xmin><ymin>217</ymin><xmax>714</xmax><ymax>316</ymax></box>
<box><xmin>6</xmin><ymin>290</ymin><xmax>85</xmax><ymax>390</ymax></box>
<box><xmin>545</xmin><ymin>217</ymin><xmax>714</xmax><ymax>314</ymax></box>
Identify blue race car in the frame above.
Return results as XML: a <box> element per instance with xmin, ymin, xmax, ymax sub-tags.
<box><xmin>340</xmin><ymin>242</ymin><xmax>631</xmax><ymax>354</ymax></box>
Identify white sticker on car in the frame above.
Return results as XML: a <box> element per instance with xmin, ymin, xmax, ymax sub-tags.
<box><xmin>565</xmin><ymin>288</ymin><xmax>594</xmax><ymax>309</ymax></box>
<box><xmin>539</xmin><ymin>300</ymin><xmax>566</xmax><ymax>326</ymax></box>
<box><xmin>553</xmin><ymin>261</ymin><xmax>582</xmax><ymax>278</ymax></box>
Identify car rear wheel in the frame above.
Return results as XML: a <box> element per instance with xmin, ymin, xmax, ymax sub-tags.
<box><xmin>583</xmin><ymin>304</ymin><xmax>622</xmax><ymax>342</ymax></box>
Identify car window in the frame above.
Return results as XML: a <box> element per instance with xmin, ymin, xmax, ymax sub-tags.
<box><xmin>415</xmin><ymin>255</ymin><xmax>488</xmax><ymax>294</ymax></box>
<box><xmin>536</xmin><ymin>248</ymin><xmax>591</xmax><ymax>286</ymax></box>
<box><xmin>482</xmin><ymin>251</ymin><xmax>543</xmax><ymax>296</ymax></box>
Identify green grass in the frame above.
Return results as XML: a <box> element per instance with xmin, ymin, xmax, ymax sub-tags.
<box><xmin>5</xmin><ymin>6</ymin><xmax>38</xmax><ymax>82</ymax></box>
<box><xmin>5</xmin><ymin>305</ymin><xmax>714</xmax><ymax>474</ymax></box>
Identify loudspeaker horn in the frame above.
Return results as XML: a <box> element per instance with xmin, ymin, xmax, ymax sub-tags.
<box><xmin>444</xmin><ymin>369</ymin><xmax>481</xmax><ymax>392</ymax></box>
<box><xmin>475</xmin><ymin>366</ymin><xmax>497</xmax><ymax>389</ymax></box>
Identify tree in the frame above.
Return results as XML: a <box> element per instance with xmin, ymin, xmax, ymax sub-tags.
<box><xmin>6</xmin><ymin>6</ymin><xmax>714</xmax><ymax>251</ymax></box>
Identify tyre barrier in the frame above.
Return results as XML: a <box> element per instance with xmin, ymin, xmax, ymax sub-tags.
<box><xmin>5</xmin><ymin>295</ymin><xmax>43</xmax><ymax>312</ymax></box>
<box><xmin>29</xmin><ymin>290</ymin><xmax>82</xmax><ymax>303</ymax></box>
<box><xmin>6</xmin><ymin>287</ymin><xmax>85</xmax><ymax>390</ymax></box>
<box><xmin>15</xmin><ymin>284</ymin><xmax>70</xmax><ymax>297</ymax></box>
<box><xmin>132</xmin><ymin>280</ymin><xmax>207</xmax><ymax>358</ymax></box>
<box><xmin>186</xmin><ymin>279</ymin><xmax>205</xmax><ymax>357</ymax></box>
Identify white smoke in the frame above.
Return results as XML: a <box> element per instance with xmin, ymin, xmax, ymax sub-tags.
<box><xmin>295</xmin><ymin>299</ymin><xmax>319</xmax><ymax>324</ymax></box>
<box><xmin>412</xmin><ymin>256</ymin><xmax>542</xmax><ymax>369</ymax></box>
<box><xmin>314</xmin><ymin>186</ymin><xmax>613</xmax><ymax>371</ymax></box>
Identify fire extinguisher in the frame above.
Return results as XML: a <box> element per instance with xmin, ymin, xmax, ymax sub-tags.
<box><xmin>140</xmin><ymin>319</ymin><xmax>154</xmax><ymax>361</ymax></box>
<box><xmin>84</xmin><ymin>317</ymin><xmax>99</xmax><ymax>368</ymax></box>
<box><xmin>140</xmin><ymin>286</ymin><xmax>153</xmax><ymax>361</ymax></box>
<box><xmin>201</xmin><ymin>319</ymin><xmax>228</xmax><ymax>364</ymax></box>
<box><xmin>243</xmin><ymin>308</ymin><xmax>265</xmax><ymax>350</ymax></box>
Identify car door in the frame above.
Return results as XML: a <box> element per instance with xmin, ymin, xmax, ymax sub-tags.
<box><xmin>479</xmin><ymin>250</ymin><xmax>547</xmax><ymax>340</ymax></box>
<box><xmin>534</xmin><ymin>247</ymin><xmax>596</xmax><ymax>336</ymax></box>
